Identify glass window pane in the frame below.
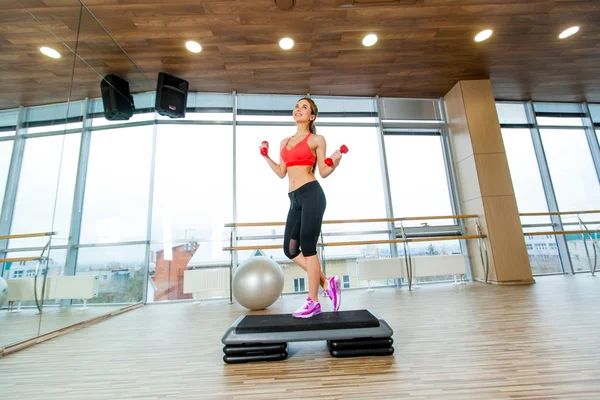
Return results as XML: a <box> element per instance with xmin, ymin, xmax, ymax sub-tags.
<box><xmin>236</xmin><ymin>124</ymin><xmax>296</xmax><ymax>223</ymax></box>
<box><xmin>157</xmin><ymin>112</ymin><xmax>232</xmax><ymax>122</ymax></box>
<box><xmin>589</xmin><ymin>104</ymin><xmax>600</xmax><ymax>123</ymax></box>
<box><xmin>540</xmin><ymin>129</ymin><xmax>600</xmax><ymax>218</ymax></box>
<box><xmin>384</xmin><ymin>135</ymin><xmax>457</xmax><ymax>258</ymax></box>
<box><xmin>565</xmin><ymin>228</ymin><xmax>600</xmax><ymax>272</ymax></box>
<box><xmin>237</xmin><ymin>94</ymin><xmax>302</xmax><ymax>117</ymax></box>
<box><xmin>90</xmin><ymin>112</ymin><xmax>154</xmax><ymax>128</ymax></box>
<box><xmin>522</xmin><ymin>230</ymin><xmax>562</xmax><ymax>275</ymax></box>
<box><xmin>24</xmin><ymin>102</ymin><xmax>85</xmax><ymax>134</ymax></box>
<box><xmin>149</xmin><ymin>124</ymin><xmax>233</xmax><ymax>302</ymax></box>
<box><xmin>536</xmin><ymin>117</ymin><xmax>583</xmax><ymax>127</ymax></box>
<box><xmin>9</xmin><ymin>134</ymin><xmax>81</xmax><ymax>249</ymax></box>
<box><xmin>157</xmin><ymin>92</ymin><xmax>233</xmax><ymax>122</ymax></box>
<box><xmin>312</xmin><ymin>96</ymin><xmax>376</xmax><ymax>115</ymax></box>
<box><xmin>0</xmin><ymin>109</ymin><xmax>18</xmax><ymax>137</ymax></box>
<box><xmin>501</xmin><ymin>129</ymin><xmax>550</xmax><ymax>219</ymax></box>
<box><xmin>385</xmin><ymin>135</ymin><xmax>453</xmax><ymax>222</ymax></box>
<box><xmin>80</xmin><ymin>126</ymin><xmax>153</xmax><ymax>243</ymax></box>
<box><xmin>76</xmin><ymin>245</ymin><xmax>146</xmax><ymax>304</ymax></box>
<box><xmin>534</xmin><ymin>102</ymin><xmax>582</xmax><ymax>114</ymax></box>
<box><xmin>3</xmin><ymin>248</ymin><xmax>68</xmax><ymax>305</ymax></box>
<box><xmin>317</xmin><ymin>126</ymin><xmax>388</xmax><ymax>257</ymax></box>
<box><xmin>408</xmin><ymin>239</ymin><xmax>464</xmax><ymax>284</ymax></box>
<box><xmin>496</xmin><ymin>103</ymin><xmax>528</xmax><ymax>125</ymax></box>
<box><xmin>501</xmin><ymin>128</ymin><xmax>562</xmax><ymax>274</ymax></box>
<box><xmin>25</xmin><ymin>122</ymin><xmax>84</xmax><ymax>135</ymax></box>
<box><xmin>0</xmin><ymin>141</ymin><xmax>13</xmax><ymax>212</ymax></box>
<box><xmin>0</xmin><ymin>248</ymin><xmax>60</xmax><ymax>347</ymax></box>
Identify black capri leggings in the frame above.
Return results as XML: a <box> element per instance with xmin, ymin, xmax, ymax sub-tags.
<box><xmin>283</xmin><ymin>180</ymin><xmax>327</xmax><ymax>259</ymax></box>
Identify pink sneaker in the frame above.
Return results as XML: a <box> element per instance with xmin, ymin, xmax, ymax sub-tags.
<box><xmin>292</xmin><ymin>297</ymin><xmax>322</xmax><ymax>318</ymax></box>
<box><xmin>324</xmin><ymin>276</ymin><xmax>342</xmax><ymax>311</ymax></box>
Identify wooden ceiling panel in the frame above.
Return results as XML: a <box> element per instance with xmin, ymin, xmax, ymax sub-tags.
<box><xmin>346</xmin><ymin>5</ymin><xmax>453</xmax><ymax>20</ymax></box>
<box><xmin>1</xmin><ymin>0</ymin><xmax>600</xmax><ymax>110</ymax></box>
<box><xmin>451</xmin><ymin>3</ymin><xmax>559</xmax><ymax>16</ymax></box>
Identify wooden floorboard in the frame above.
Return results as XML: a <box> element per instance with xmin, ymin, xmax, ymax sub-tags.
<box><xmin>0</xmin><ymin>305</ymin><xmax>124</xmax><ymax>348</ymax></box>
<box><xmin>1</xmin><ymin>275</ymin><xmax>599</xmax><ymax>399</ymax></box>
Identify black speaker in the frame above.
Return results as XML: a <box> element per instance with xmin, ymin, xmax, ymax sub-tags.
<box><xmin>100</xmin><ymin>74</ymin><xmax>134</xmax><ymax>121</ymax></box>
<box><xmin>155</xmin><ymin>72</ymin><xmax>189</xmax><ymax>118</ymax></box>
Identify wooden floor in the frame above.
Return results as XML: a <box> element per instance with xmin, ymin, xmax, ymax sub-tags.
<box><xmin>1</xmin><ymin>275</ymin><xmax>599</xmax><ymax>399</ymax></box>
<box><xmin>0</xmin><ymin>305</ymin><xmax>123</xmax><ymax>348</ymax></box>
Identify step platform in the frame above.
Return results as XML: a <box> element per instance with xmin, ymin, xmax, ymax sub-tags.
<box><xmin>222</xmin><ymin>309</ymin><xmax>394</xmax><ymax>363</ymax></box>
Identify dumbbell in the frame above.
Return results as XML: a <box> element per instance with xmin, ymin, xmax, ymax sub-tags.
<box><xmin>260</xmin><ymin>141</ymin><xmax>268</xmax><ymax>156</ymax></box>
<box><xmin>325</xmin><ymin>145</ymin><xmax>348</xmax><ymax>167</ymax></box>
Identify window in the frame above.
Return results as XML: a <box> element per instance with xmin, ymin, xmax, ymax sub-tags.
<box><xmin>9</xmin><ymin>134</ymin><xmax>81</xmax><ymax>249</ymax></box>
<box><xmin>534</xmin><ymin>102</ymin><xmax>585</xmax><ymax>128</ymax></box>
<box><xmin>293</xmin><ymin>278</ymin><xmax>305</xmax><ymax>292</ymax></box>
<box><xmin>566</xmin><ymin>233</ymin><xmax>596</xmax><ymax>272</ymax></box>
<box><xmin>13</xmin><ymin>271</ymin><xmax>23</xmax><ymax>278</ymax></box>
<box><xmin>590</xmin><ymin>104</ymin><xmax>600</xmax><ymax>150</ymax></box>
<box><xmin>149</xmin><ymin>124</ymin><xmax>233</xmax><ymax>301</ymax></box>
<box><xmin>496</xmin><ymin>103</ymin><xmax>529</xmax><ymax>125</ymax></box>
<box><xmin>318</xmin><ymin>125</ymin><xmax>388</xmax><ymax>259</ymax></box>
<box><xmin>384</xmin><ymin>134</ymin><xmax>453</xmax><ymax>223</ymax></box>
<box><xmin>540</xmin><ymin>129</ymin><xmax>600</xmax><ymax>215</ymax></box>
<box><xmin>24</xmin><ymin>102</ymin><xmax>85</xmax><ymax>134</ymax></box>
<box><xmin>80</xmin><ymin>126</ymin><xmax>153</xmax><ymax>244</ymax></box>
<box><xmin>75</xmin><ymin>245</ymin><xmax>146</xmax><ymax>304</ymax></box>
<box><xmin>0</xmin><ymin>141</ymin><xmax>13</xmax><ymax>212</ymax></box>
<box><xmin>25</xmin><ymin>269</ymin><xmax>35</xmax><ymax>277</ymax></box>
<box><xmin>342</xmin><ymin>275</ymin><xmax>350</xmax><ymax>289</ymax></box>
<box><xmin>234</xmin><ymin>124</ymin><xmax>291</xmax><ymax>261</ymax></box>
<box><xmin>384</xmin><ymin>134</ymin><xmax>457</xmax><ymax>256</ymax></box>
<box><xmin>501</xmin><ymin>129</ymin><xmax>550</xmax><ymax>222</ymax></box>
<box><xmin>0</xmin><ymin>108</ymin><xmax>18</xmax><ymax>138</ymax></box>
<box><xmin>501</xmin><ymin>127</ymin><xmax>562</xmax><ymax>274</ymax></box>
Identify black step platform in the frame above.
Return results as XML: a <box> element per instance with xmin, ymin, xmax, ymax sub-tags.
<box><xmin>222</xmin><ymin>309</ymin><xmax>394</xmax><ymax>363</ymax></box>
<box><xmin>328</xmin><ymin>337</ymin><xmax>395</xmax><ymax>358</ymax></box>
<box><xmin>222</xmin><ymin>343</ymin><xmax>288</xmax><ymax>364</ymax></box>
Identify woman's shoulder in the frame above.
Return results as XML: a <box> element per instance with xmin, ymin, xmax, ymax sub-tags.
<box><xmin>309</xmin><ymin>133</ymin><xmax>325</xmax><ymax>144</ymax></box>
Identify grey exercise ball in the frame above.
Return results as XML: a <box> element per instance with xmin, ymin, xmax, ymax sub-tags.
<box><xmin>232</xmin><ymin>256</ymin><xmax>284</xmax><ymax>310</ymax></box>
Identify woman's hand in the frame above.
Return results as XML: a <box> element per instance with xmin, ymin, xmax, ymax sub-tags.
<box><xmin>329</xmin><ymin>149</ymin><xmax>343</xmax><ymax>168</ymax></box>
<box><xmin>259</xmin><ymin>141</ymin><xmax>269</xmax><ymax>156</ymax></box>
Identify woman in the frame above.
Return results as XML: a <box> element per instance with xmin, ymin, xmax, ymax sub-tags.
<box><xmin>259</xmin><ymin>97</ymin><xmax>343</xmax><ymax>318</ymax></box>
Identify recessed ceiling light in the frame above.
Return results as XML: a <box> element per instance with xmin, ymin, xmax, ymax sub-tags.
<box><xmin>279</xmin><ymin>37</ymin><xmax>294</xmax><ymax>50</ymax></box>
<box><xmin>40</xmin><ymin>46</ymin><xmax>61</xmax><ymax>59</ymax></box>
<box><xmin>559</xmin><ymin>26</ymin><xmax>579</xmax><ymax>39</ymax></box>
<box><xmin>185</xmin><ymin>40</ymin><xmax>202</xmax><ymax>53</ymax></box>
<box><xmin>362</xmin><ymin>34</ymin><xmax>378</xmax><ymax>47</ymax></box>
<box><xmin>474</xmin><ymin>29</ymin><xmax>493</xmax><ymax>42</ymax></box>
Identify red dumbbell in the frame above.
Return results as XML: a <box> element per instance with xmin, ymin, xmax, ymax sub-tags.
<box><xmin>325</xmin><ymin>145</ymin><xmax>348</xmax><ymax>167</ymax></box>
<box><xmin>260</xmin><ymin>141</ymin><xmax>269</xmax><ymax>156</ymax></box>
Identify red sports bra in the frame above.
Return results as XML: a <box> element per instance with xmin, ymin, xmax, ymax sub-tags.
<box><xmin>280</xmin><ymin>134</ymin><xmax>316</xmax><ymax>167</ymax></box>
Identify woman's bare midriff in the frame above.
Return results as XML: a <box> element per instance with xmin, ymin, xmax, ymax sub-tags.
<box><xmin>287</xmin><ymin>165</ymin><xmax>316</xmax><ymax>192</ymax></box>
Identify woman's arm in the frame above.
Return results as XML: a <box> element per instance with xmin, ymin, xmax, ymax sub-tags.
<box><xmin>313</xmin><ymin>135</ymin><xmax>341</xmax><ymax>179</ymax></box>
<box><xmin>262</xmin><ymin>139</ymin><xmax>287</xmax><ymax>179</ymax></box>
